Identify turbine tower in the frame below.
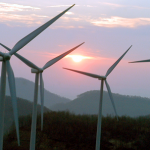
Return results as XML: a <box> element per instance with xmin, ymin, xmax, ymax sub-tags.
<box><xmin>63</xmin><ymin>45</ymin><xmax>132</xmax><ymax>150</ymax></box>
<box><xmin>0</xmin><ymin>4</ymin><xmax>75</xmax><ymax>150</ymax></box>
<box><xmin>1</xmin><ymin>42</ymin><xmax>84</xmax><ymax>150</ymax></box>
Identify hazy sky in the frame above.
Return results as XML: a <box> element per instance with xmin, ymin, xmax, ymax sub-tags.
<box><xmin>0</xmin><ymin>0</ymin><xmax>150</xmax><ymax>99</ymax></box>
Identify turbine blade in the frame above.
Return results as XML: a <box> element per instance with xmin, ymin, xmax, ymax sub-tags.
<box><xmin>0</xmin><ymin>43</ymin><xmax>39</xmax><ymax>70</ymax></box>
<box><xmin>129</xmin><ymin>59</ymin><xmax>150</xmax><ymax>63</ymax></box>
<box><xmin>105</xmin><ymin>45</ymin><xmax>132</xmax><ymax>77</ymax></box>
<box><xmin>105</xmin><ymin>80</ymin><xmax>118</xmax><ymax>120</ymax></box>
<box><xmin>63</xmin><ymin>68</ymin><xmax>105</xmax><ymax>80</ymax></box>
<box><xmin>30</xmin><ymin>73</ymin><xmax>39</xmax><ymax>150</ymax></box>
<box><xmin>9</xmin><ymin>4</ymin><xmax>75</xmax><ymax>55</ymax></box>
<box><xmin>6</xmin><ymin>61</ymin><xmax>20</xmax><ymax>146</ymax></box>
<box><xmin>40</xmin><ymin>73</ymin><xmax>44</xmax><ymax>131</ymax></box>
<box><xmin>43</xmin><ymin>42</ymin><xmax>84</xmax><ymax>70</ymax></box>
<box><xmin>0</xmin><ymin>62</ymin><xmax>6</xmax><ymax>150</ymax></box>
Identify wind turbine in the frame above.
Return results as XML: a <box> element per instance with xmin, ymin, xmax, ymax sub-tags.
<box><xmin>0</xmin><ymin>4</ymin><xmax>75</xmax><ymax>150</ymax></box>
<box><xmin>63</xmin><ymin>45</ymin><xmax>132</xmax><ymax>150</ymax></box>
<box><xmin>1</xmin><ymin>42</ymin><xmax>84</xmax><ymax>150</ymax></box>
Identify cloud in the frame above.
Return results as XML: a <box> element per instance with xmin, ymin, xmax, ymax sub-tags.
<box><xmin>26</xmin><ymin>50</ymin><xmax>95</xmax><ymax>59</ymax></box>
<box><xmin>0</xmin><ymin>11</ymin><xmax>81</xmax><ymax>28</ymax></box>
<box><xmin>50</xmin><ymin>25</ymin><xmax>84</xmax><ymax>29</ymax></box>
<box><xmin>0</xmin><ymin>13</ymin><xmax>49</xmax><ymax>26</ymax></box>
<box><xmin>66</xmin><ymin>12</ymin><xmax>74</xmax><ymax>15</ymax></box>
<box><xmin>78</xmin><ymin>26</ymin><xmax>84</xmax><ymax>28</ymax></box>
<box><xmin>132</xmin><ymin>6</ymin><xmax>150</xmax><ymax>10</ymax></box>
<box><xmin>58</xmin><ymin>45</ymin><xmax>66</xmax><ymax>47</ymax></box>
<box><xmin>21</xmin><ymin>50</ymin><xmax>115</xmax><ymax>63</ymax></box>
<box><xmin>47</xmin><ymin>5</ymin><xmax>72</xmax><ymax>8</ymax></box>
<box><xmin>99</xmin><ymin>2</ymin><xmax>150</xmax><ymax>10</ymax></box>
<box><xmin>2</xmin><ymin>12</ymin><xmax>150</xmax><ymax>29</ymax></box>
<box><xmin>50</xmin><ymin>25</ymin><xmax>75</xmax><ymax>29</ymax></box>
<box><xmin>86</xmin><ymin>5</ymin><xmax>97</xmax><ymax>8</ymax></box>
<box><xmin>0</xmin><ymin>2</ymin><xmax>40</xmax><ymax>12</ymax></box>
<box><xmin>99</xmin><ymin>2</ymin><xmax>125</xmax><ymax>8</ymax></box>
<box><xmin>90</xmin><ymin>17</ymin><xmax>150</xmax><ymax>28</ymax></box>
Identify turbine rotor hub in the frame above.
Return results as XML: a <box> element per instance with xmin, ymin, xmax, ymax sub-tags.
<box><xmin>3</xmin><ymin>53</ymin><xmax>11</xmax><ymax>61</ymax></box>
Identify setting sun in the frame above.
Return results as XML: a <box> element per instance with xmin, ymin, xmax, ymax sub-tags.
<box><xmin>72</xmin><ymin>55</ymin><xmax>83</xmax><ymax>62</ymax></box>
<box><xmin>66</xmin><ymin>55</ymin><xmax>93</xmax><ymax>62</ymax></box>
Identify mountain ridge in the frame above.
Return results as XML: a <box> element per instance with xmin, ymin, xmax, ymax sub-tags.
<box><xmin>50</xmin><ymin>90</ymin><xmax>150</xmax><ymax>117</ymax></box>
<box><xmin>3</xmin><ymin>77</ymin><xmax>70</xmax><ymax>107</ymax></box>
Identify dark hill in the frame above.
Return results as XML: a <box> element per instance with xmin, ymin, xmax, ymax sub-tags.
<box><xmin>4</xmin><ymin>77</ymin><xmax>70</xmax><ymax>107</ymax></box>
<box><xmin>50</xmin><ymin>90</ymin><xmax>150</xmax><ymax>117</ymax></box>
<box><xmin>4</xmin><ymin>96</ymin><xmax>50</xmax><ymax>133</ymax></box>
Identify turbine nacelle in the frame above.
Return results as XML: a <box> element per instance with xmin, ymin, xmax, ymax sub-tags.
<box><xmin>98</xmin><ymin>76</ymin><xmax>106</xmax><ymax>80</ymax></box>
<box><xmin>31</xmin><ymin>68</ymin><xmax>43</xmax><ymax>73</ymax></box>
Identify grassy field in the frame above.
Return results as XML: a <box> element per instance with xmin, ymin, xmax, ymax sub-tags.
<box><xmin>3</xmin><ymin>111</ymin><xmax>150</xmax><ymax>150</ymax></box>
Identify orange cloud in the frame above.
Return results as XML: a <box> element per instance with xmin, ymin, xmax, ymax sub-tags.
<box><xmin>25</xmin><ymin>50</ymin><xmax>96</xmax><ymax>59</ymax></box>
<box><xmin>50</xmin><ymin>25</ymin><xmax>76</xmax><ymax>29</ymax></box>
<box><xmin>0</xmin><ymin>13</ymin><xmax>49</xmax><ymax>26</ymax></box>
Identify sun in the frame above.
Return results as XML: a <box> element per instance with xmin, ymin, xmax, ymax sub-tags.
<box><xmin>71</xmin><ymin>55</ymin><xmax>83</xmax><ymax>62</ymax></box>
<box><xmin>66</xmin><ymin>55</ymin><xmax>93</xmax><ymax>62</ymax></box>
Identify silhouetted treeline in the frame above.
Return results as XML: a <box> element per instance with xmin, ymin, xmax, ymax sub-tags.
<box><xmin>3</xmin><ymin>111</ymin><xmax>150</xmax><ymax>150</ymax></box>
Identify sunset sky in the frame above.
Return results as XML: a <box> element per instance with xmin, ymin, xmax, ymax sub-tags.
<box><xmin>0</xmin><ymin>0</ymin><xmax>150</xmax><ymax>99</ymax></box>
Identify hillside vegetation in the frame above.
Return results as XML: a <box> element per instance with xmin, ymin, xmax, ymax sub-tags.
<box><xmin>50</xmin><ymin>90</ymin><xmax>150</xmax><ymax>117</ymax></box>
<box><xmin>4</xmin><ymin>96</ymin><xmax>49</xmax><ymax>133</ymax></box>
<box><xmin>3</xmin><ymin>111</ymin><xmax>150</xmax><ymax>150</ymax></box>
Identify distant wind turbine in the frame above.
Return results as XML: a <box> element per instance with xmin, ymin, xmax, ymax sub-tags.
<box><xmin>63</xmin><ymin>45</ymin><xmax>132</xmax><ymax>150</ymax></box>
<box><xmin>0</xmin><ymin>4</ymin><xmax>75</xmax><ymax>150</ymax></box>
<box><xmin>1</xmin><ymin>42</ymin><xmax>84</xmax><ymax>150</ymax></box>
<box><xmin>129</xmin><ymin>59</ymin><xmax>150</xmax><ymax>63</ymax></box>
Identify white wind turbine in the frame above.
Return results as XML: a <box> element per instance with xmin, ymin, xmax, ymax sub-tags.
<box><xmin>63</xmin><ymin>45</ymin><xmax>132</xmax><ymax>150</ymax></box>
<box><xmin>1</xmin><ymin>42</ymin><xmax>84</xmax><ymax>150</ymax></box>
<box><xmin>0</xmin><ymin>4</ymin><xmax>75</xmax><ymax>150</ymax></box>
